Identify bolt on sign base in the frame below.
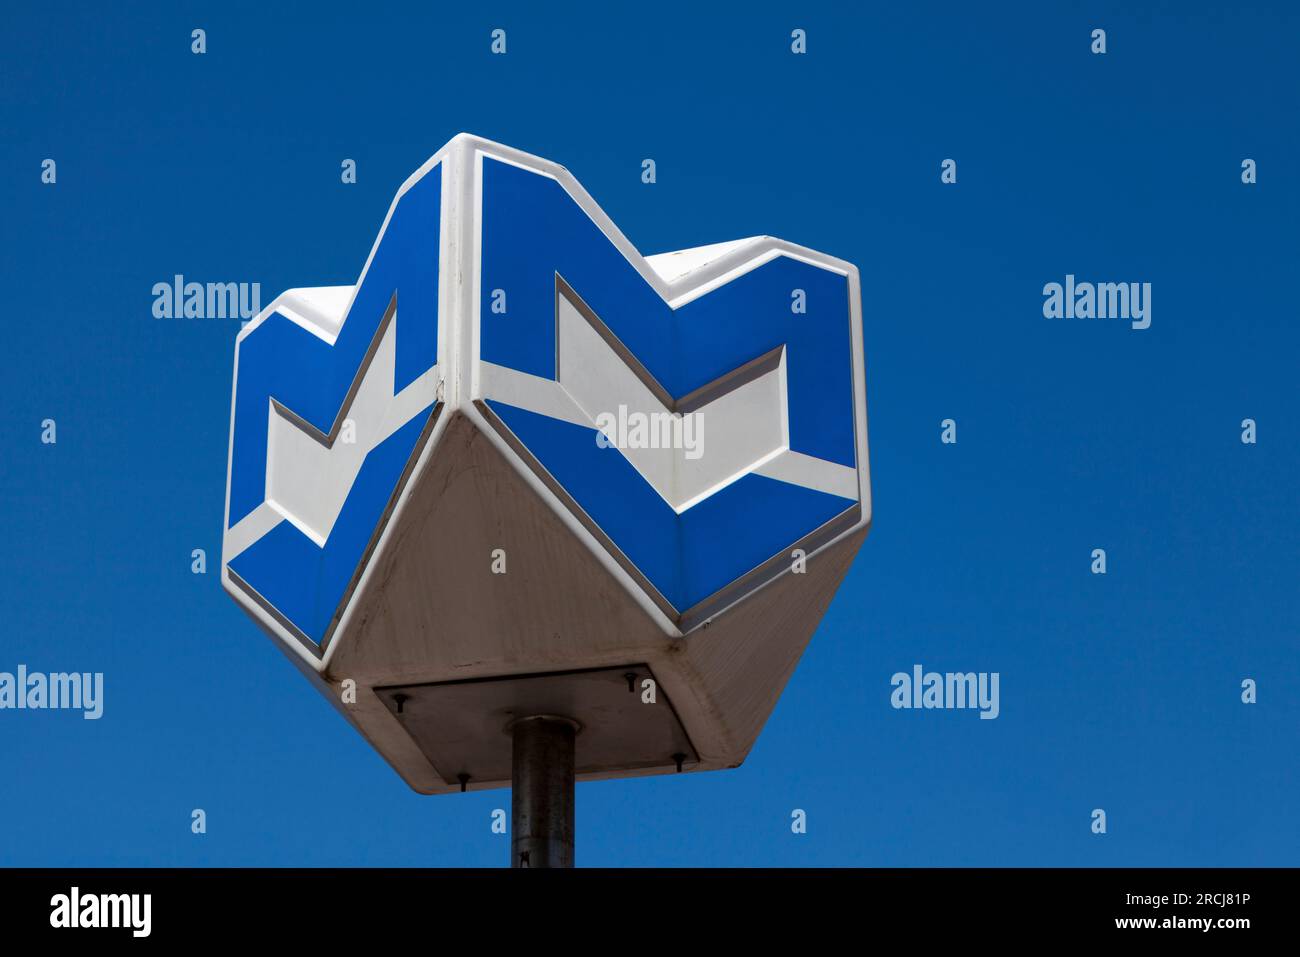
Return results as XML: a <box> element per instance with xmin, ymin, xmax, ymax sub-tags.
<box><xmin>375</xmin><ymin>665</ymin><xmax>697</xmax><ymax>790</ymax></box>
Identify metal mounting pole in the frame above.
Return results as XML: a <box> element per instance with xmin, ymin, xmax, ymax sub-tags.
<box><xmin>510</xmin><ymin>715</ymin><xmax>578</xmax><ymax>868</ymax></box>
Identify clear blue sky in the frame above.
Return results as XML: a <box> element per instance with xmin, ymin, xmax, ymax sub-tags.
<box><xmin>1</xmin><ymin>0</ymin><xmax>1296</xmax><ymax>866</ymax></box>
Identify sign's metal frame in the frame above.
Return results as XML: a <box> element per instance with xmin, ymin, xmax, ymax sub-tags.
<box><xmin>224</xmin><ymin>134</ymin><xmax>870</xmax><ymax>667</ymax></box>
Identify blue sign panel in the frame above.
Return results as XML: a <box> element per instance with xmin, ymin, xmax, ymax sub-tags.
<box><xmin>477</xmin><ymin>156</ymin><xmax>862</xmax><ymax>617</ymax></box>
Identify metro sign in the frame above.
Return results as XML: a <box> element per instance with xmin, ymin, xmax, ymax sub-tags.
<box><xmin>222</xmin><ymin>134</ymin><xmax>871</xmax><ymax>793</ymax></box>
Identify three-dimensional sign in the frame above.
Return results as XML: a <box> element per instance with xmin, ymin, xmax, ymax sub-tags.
<box><xmin>222</xmin><ymin>134</ymin><xmax>871</xmax><ymax>800</ymax></box>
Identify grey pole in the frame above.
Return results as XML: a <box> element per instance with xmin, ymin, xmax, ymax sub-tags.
<box><xmin>510</xmin><ymin>715</ymin><xmax>578</xmax><ymax>868</ymax></box>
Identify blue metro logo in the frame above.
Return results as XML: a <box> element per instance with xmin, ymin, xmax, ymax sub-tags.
<box><xmin>222</xmin><ymin>135</ymin><xmax>869</xmax><ymax>661</ymax></box>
